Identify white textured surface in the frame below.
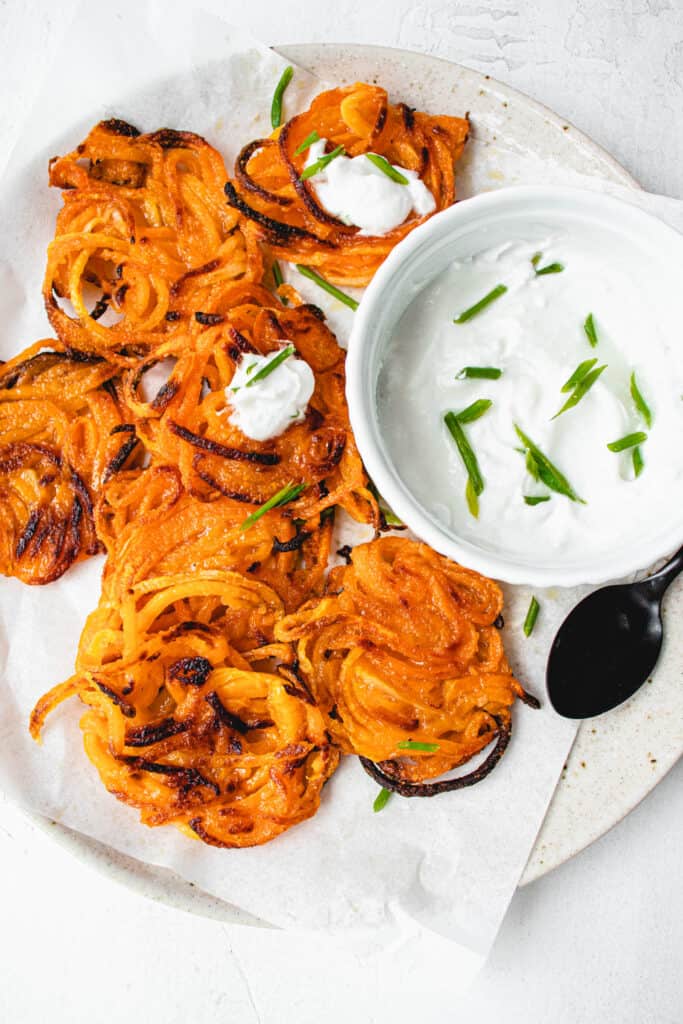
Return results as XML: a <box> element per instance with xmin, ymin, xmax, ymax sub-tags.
<box><xmin>0</xmin><ymin>1</ymin><xmax>682</xmax><ymax>1021</ymax></box>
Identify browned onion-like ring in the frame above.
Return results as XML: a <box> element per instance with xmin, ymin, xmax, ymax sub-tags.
<box><xmin>359</xmin><ymin>715</ymin><xmax>511</xmax><ymax>797</ymax></box>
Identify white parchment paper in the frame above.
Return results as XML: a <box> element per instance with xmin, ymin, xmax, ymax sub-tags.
<box><xmin>1</xmin><ymin>0</ymin><xmax>682</xmax><ymax>977</ymax></box>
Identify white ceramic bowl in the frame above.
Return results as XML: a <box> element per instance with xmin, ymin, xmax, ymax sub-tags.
<box><xmin>346</xmin><ymin>185</ymin><xmax>683</xmax><ymax>586</ymax></box>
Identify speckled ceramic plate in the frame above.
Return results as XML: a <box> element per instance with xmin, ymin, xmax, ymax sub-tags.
<box><xmin>29</xmin><ymin>44</ymin><xmax>682</xmax><ymax>912</ymax></box>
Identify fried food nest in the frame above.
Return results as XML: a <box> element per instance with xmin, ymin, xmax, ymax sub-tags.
<box><xmin>276</xmin><ymin>537</ymin><xmax>539</xmax><ymax>796</ymax></box>
<box><xmin>30</xmin><ymin>570</ymin><xmax>339</xmax><ymax>846</ymax></box>
<box><xmin>0</xmin><ymin>340</ymin><xmax>140</xmax><ymax>583</ymax></box>
<box><xmin>121</xmin><ymin>286</ymin><xmax>378</xmax><ymax>529</ymax></box>
<box><xmin>45</xmin><ymin>119</ymin><xmax>260</xmax><ymax>361</ymax></box>
<box><xmin>95</xmin><ymin>465</ymin><xmax>336</xmax><ymax>613</ymax></box>
<box><xmin>226</xmin><ymin>82</ymin><xmax>469</xmax><ymax>286</ymax></box>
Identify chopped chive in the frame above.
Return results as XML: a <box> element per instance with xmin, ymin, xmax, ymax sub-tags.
<box><xmin>607</xmin><ymin>431</ymin><xmax>648</xmax><ymax>453</ymax></box>
<box><xmin>584</xmin><ymin>313</ymin><xmax>599</xmax><ymax>348</ymax></box>
<box><xmin>246</xmin><ymin>362</ymin><xmax>258</xmax><ymax>375</ymax></box>
<box><xmin>365</xmin><ymin>153</ymin><xmax>409</xmax><ymax>184</ymax></box>
<box><xmin>374</xmin><ymin>492</ymin><xmax>403</xmax><ymax>527</ymax></box>
<box><xmin>531</xmin><ymin>252</ymin><xmax>542</xmax><ymax>267</ymax></box>
<box><xmin>630</xmin><ymin>372</ymin><xmax>652</xmax><ymax>429</ymax></box>
<box><xmin>241</xmin><ymin>481</ymin><xmax>306</xmax><ymax>531</ymax></box>
<box><xmin>525</xmin><ymin>450</ymin><xmax>540</xmax><ymax>481</ymax></box>
<box><xmin>523</xmin><ymin>596</ymin><xmax>540</xmax><ymax>637</ymax></box>
<box><xmin>383</xmin><ymin>509</ymin><xmax>403</xmax><ymax>526</ymax></box>
<box><xmin>444</xmin><ymin>411</ymin><xmax>485</xmax><ymax>514</ymax></box>
<box><xmin>466</xmin><ymin>477</ymin><xmax>479</xmax><ymax>518</ymax></box>
<box><xmin>294</xmin><ymin>129</ymin><xmax>320</xmax><ymax>156</ymax></box>
<box><xmin>397</xmin><ymin>740</ymin><xmax>440</xmax><ymax>752</ymax></box>
<box><xmin>367</xmin><ymin>480</ymin><xmax>403</xmax><ymax>526</ymax></box>
<box><xmin>295</xmin><ymin>264</ymin><xmax>359</xmax><ymax>310</ymax></box>
<box><xmin>561</xmin><ymin>358</ymin><xmax>598</xmax><ymax>394</ymax></box>
<box><xmin>632</xmin><ymin>446</ymin><xmax>645</xmax><ymax>478</ymax></box>
<box><xmin>456</xmin><ymin>366</ymin><xmax>502</xmax><ymax>380</ymax></box>
<box><xmin>552</xmin><ymin>364</ymin><xmax>607</xmax><ymax>419</ymax></box>
<box><xmin>524</xmin><ymin>495</ymin><xmax>551</xmax><ymax>506</ymax></box>
<box><xmin>300</xmin><ymin>144</ymin><xmax>345</xmax><ymax>181</ymax></box>
<box><xmin>271</xmin><ymin>260</ymin><xmax>288</xmax><ymax>305</ymax></box>
<box><xmin>245</xmin><ymin>345</ymin><xmax>295</xmax><ymax>387</ymax></box>
<box><xmin>535</xmin><ymin>262</ymin><xmax>564</xmax><ymax>276</ymax></box>
<box><xmin>514</xmin><ymin>424</ymin><xmax>585</xmax><ymax>503</ymax></box>
<box><xmin>455</xmin><ymin>398</ymin><xmax>493</xmax><ymax>424</ymax></box>
<box><xmin>454</xmin><ymin>284</ymin><xmax>507</xmax><ymax>323</ymax></box>
<box><xmin>373</xmin><ymin>788</ymin><xmax>391</xmax><ymax>812</ymax></box>
<box><xmin>271</xmin><ymin>65</ymin><xmax>294</xmax><ymax>129</ymax></box>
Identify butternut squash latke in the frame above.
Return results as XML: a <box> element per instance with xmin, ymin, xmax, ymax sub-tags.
<box><xmin>18</xmin><ymin>76</ymin><xmax>538</xmax><ymax>849</ymax></box>
<box><xmin>276</xmin><ymin>537</ymin><xmax>539</xmax><ymax>796</ymax></box>
<box><xmin>226</xmin><ymin>82</ymin><xmax>469</xmax><ymax>286</ymax></box>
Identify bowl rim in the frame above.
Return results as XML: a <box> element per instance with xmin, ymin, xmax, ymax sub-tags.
<box><xmin>346</xmin><ymin>184</ymin><xmax>683</xmax><ymax>587</ymax></box>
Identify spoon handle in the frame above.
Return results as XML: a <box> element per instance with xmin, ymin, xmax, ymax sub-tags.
<box><xmin>641</xmin><ymin>544</ymin><xmax>683</xmax><ymax>598</ymax></box>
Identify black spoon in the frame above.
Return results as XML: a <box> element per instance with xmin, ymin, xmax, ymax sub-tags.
<box><xmin>546</xmin><ymin>544</ymin><xmax>683</xmax><ymax>718</ymax></box>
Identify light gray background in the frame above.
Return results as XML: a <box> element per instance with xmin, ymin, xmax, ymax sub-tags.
<box><xmin>0</xmin><ymin>2</ymin><xmax>681</xmax><ymax>1022</ymax></box>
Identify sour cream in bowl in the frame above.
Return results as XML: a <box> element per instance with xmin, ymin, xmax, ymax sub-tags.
<box><xmin>346</xmin><ymin>187</ymin><xmax>683</xmax><ymax>586</ymax></box>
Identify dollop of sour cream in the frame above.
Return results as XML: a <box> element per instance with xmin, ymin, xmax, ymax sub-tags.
<box><xmin>228</xmin><ymin>344</ymin><xmax>314</xmax><ymax>442</ymax></box>
<box><xmin>304</xmin><ymin>139</ymin><xmax>435</xmax><ymax>236</ymax></box>
<box><xmin>377</xmin><ymin>230</ymin><xmax>683</xmax><ymax>568</ymax></box>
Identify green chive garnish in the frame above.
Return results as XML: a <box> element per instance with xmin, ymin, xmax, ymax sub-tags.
<box><xmin>295</xmin><ymin>265</ymin><xmax>359</xmax><ymax>310</ymax></box>
<box><xmin>456</xmin><ymin>366</ymin><xmax>502</xmax><ymax>380</ymax></box>
<box><xmin>561</xmin><ymin>358</ymin><xmax>597</xmax><ymax>393</ymax></box>
<box><xmin>455</xmin><ymin>398</ymin><xmax>492</xmax><ymax>424</ymax></box>
<box><xmin>632</xmin><ymin>446</ymin><xmax>645</xmax><ymax>477</ymax></box>
<box><xmin>515</xmin><ymin>425</ymin><xmax>585</xmax><ymax>503</ymax></box>
<box><xmin>524</xmin><ymin>495</ymin><xmax>551</xmax><ymax>506</ymax></box>
<box><xmin>454</xmin><ymin>284</ymin><xmax>507</xmax><ymax>323</ymax></box>
<box><xmin>535</xmin><ymin>262</ymin><xmax>564</xmax><ymax>276</ymax></box>
<box><xmin>531</xmin><ymin>251</ymin><xmax>564</xmax><ymax>274</ymax></box>
<box><xmin>271</xmin><ymin>65</ymin><xmax>294</xmax><ymax>129</ymax></box>
<box><xmin>368</xmin><ymin>481</ymin><xmax>403</xmax><ymax>527</ymax></box>
<box><xmin>552</xmin><ymin>364</ymin><xmax>607</xmax><ymax>419</ymax></box>
<box><xmin>607</xmin><ymin>431</ymin><xmax>648</xmax><ymax>453</ymax></box>
<box><xmin>397</xmin><ymin>740</ymin><xmax>440</xmax><ymax>752</ymax></box>
<box><xmin>245</xmin><ymin>345</ymin><xmax>295</xmax><ymax>387</ymax></box>
<box><xmin>523</xmin><ymin>596</ymin><xmax>540</xmax><ymax>637</ymax></box>
<box><xmin>365</xmin><ymin>153</ymin><xmax>409</xmax><ymax>184</ymax></box>
<box><xmin>271</xmin><ymin>260</ymin><xmax>288</xmax><ymax>305</ymax></box>
<box><xmin>294</xmin><ymin>130</ymin><xmax>320</xmax><ymax>156</ymax></box>
<box><xmin>241</xmin><ymin>481</ymin><xmax>306</xmax><ymax>531</ymax></box>
<box><xmin>584</xmin><ymin>313</ymin><xmax>599</xmax><ymax>348</ymax></box>
<box><xmin>444</xmin><ymin>410</ymin><xmax>486</xmax><ymax>517</ymax></box>
<box><xmin>630</xmin><ymin>372</ymin><xmax>652</xmax><ymax>429</ymax></box>
<box><xmin>300</xmin><ymin>144</ymin><xmax>345</xmax><ymax>181</ymax></box>
<box><xmin>466</xmin><ymin>478</ymin><xmax>479</xmax><ymax>519</ymax></box>
<box><xmin>525</xmin><ymin>450</ymin><xmax>540</xmax><ymax>481</ymax></box>
<box><xmin>373</xmin><ymin>788</ymin><xmax>391</xmax><ymax>812</ymax></box>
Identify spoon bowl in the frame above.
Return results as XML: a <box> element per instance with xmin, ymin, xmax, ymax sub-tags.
<box><xmin>547</xmin><ymin>545</ymin><xmax>683</xmax><ymax>718</ymax></box>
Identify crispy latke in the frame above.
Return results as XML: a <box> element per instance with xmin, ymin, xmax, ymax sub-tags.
<box><xmin>276</xmin><ymin>537</ymin><xmax>539</xmax><ymax>795</ymax></box>
<box><xmin>95</xmin><ymin>465</ymin><xmax>336</xmax><ymax>613</ymax></box>
<box><xmin>120</xmin><ymin>289</ymin><xmax>378</xmax><ymax>528</ymax></box>
<box><xmin>44</xmin><ymin>119</ymin><xmax>260</xmax><ymax>360</ymax></box>
<box><xmin>226</xmin><ymin>82</ymin><xmax>469</xmax><ymax>286</ymax></box>
<box><xmin>0</xmin><ymin>340</ymin><xmax>139</xmax><ymax>583</ymax></box>
<box><xmin>30</xmin><ymin>570</ymin><xmax>338</xmax><ymax>846</ymax></box>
